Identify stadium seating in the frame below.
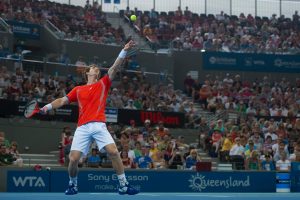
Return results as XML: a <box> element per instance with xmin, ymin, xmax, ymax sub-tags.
<box><xmin>0</xmin><ymin>0</ymin><xmax>125</xmax><ymax>45</ymax></box>
<box><xmin>1</xmin><ymin>0</ymin><xmax>300</xmax><ymax>171</ymax></box>
<box><xmin>121</xmin><ymin>8</ymin><xmax>300</xmax><ymax>53</ymax></box>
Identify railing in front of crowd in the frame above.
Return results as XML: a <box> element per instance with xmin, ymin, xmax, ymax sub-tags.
<box><xmin>44</xmin><ymin>20</ymin><xmax>61</xmax><ymax>40</ymax></box>
<box><xmin>222</xmin><ymin>110</ymin><xmax>300</xmax><ymax>123</ymax></box>
<box><xmin>188</xmin><ymin>108</ymin><xmax>300</xmax><ymax>129</ymax></box>
<box><xmin>0</xmin><ymin>17</ymin><xmax>11</xmax><ymax>33</ymax></box>
<box><xmin>0</xmin><ymin>56</ymin><xmax>171</xmax><ymax>86</ymax></box>
<box><xmin>187</xmin><ymin>109</ymin><xmax>227</xmax><ymax>129</ymax></box>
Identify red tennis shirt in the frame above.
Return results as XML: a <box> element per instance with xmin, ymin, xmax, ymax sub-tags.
<box><xmin>66</xmin><ymin>75</ymin><xmax>111</xmax><ymax>126</ymax></box>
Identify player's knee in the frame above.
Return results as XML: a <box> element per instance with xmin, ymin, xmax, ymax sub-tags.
<box><xmin>69</xmin><ymin>154</ymin><xmax>80</xmax><ymax>163</ymax></box>
<box><xmin>108</xmin><ymin>150</ymin><xmax>120</xmax><ymax>160</ymax></box>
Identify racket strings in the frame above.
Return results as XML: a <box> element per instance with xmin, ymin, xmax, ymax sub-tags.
<box><xmin>24</xmin><ymin>101</ymin><xmax>38</xmax><ymax>118</ymax></box>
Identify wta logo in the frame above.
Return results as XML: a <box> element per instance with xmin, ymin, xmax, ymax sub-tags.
<box><xmin>188</xmin><ymin>173</ymin><xmax>250</xmax><ymax>191</ymax></box>
<box><xmin>13</xmin><ymin>176</ymin><xmax>46</xmax><ymax>187</ymax></box>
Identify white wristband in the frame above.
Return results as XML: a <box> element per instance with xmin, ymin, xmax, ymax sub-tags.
<box><xmin>118</xmin><ymin>49</ymin><xmax>127</xmax><ymax>59</ymax></box>
<box><xmin>45</xmin><ymin>103</ymin><xmax>53</xmax><ymax>111</ymax></box>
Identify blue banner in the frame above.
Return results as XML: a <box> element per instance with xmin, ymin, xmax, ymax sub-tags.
<box><xmin>291</xmin><ymin>162</ymin><xmax>300</xmax><ymax>192</ymax></box>
<box><xmin>276</xmin><ymin>173</ymin><xmax>290</xmax><ymax>192</ymax></box>
<box><xmin>114</xmin><ymin>0</ymin><xmax>120</xmax><ymax>3</ymax></box>
<box><xmin>7</xmin><ymin>170</ymin><xmax>276</xmax><ymax>192</ymax></box>
<box><xmin>7</xmin><ymin>171</ymin><xmax>50</xmax><ymax>192</ymax></box>
<box><xmin>104</xmin><ymin>0</ymin><xmax>111</xmax><ymax>3</ymax></box>
<box><xmin>105</xmin><ymin>108</ymin><xmax>118</xmax><ymax>123</ymax></box>
<box><xmin>203</xmin><ymin>52</ymin><xmax>300</xmax><ymax>73</ymax></box>
<box><xmin>49</xmin><ymin>170</ymin><xmax>276</xmax><ymax>193</ymax></box>
<box><xmin>6</xmin><ymin>20</ymin><xmax>40</xmax><ymax>40</ymax></box>
<box><xmin>291</xmin><ymin>162</ymin><xmax>300</xmax><ymax>172</ymax></box>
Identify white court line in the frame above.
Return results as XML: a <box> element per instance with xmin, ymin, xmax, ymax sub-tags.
<box><xmin>89</xmin><ymin>193</ymin><xmax>161</xmax><ymax>196</ymax></box>
<box><xmin>178</xmin><ymin>194</ymin><xmax>232</xmax><ymax>198</ymax></box>
<box><xmin>89</xmin><ymin>193</ymin><xmax>232</xmax><ymax>198</ymax></box>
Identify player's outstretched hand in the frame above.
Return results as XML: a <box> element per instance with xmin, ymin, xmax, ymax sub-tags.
<box><xmin>124</xmin><ymin>40</ymin><xmax>135</xmax><ymax>51</ymax></box>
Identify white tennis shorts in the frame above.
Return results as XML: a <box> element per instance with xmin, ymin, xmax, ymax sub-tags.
<box><xmin>71</xmin><ymin>122</ymin><xmax>115</xmax><ymax>155</ymax></box>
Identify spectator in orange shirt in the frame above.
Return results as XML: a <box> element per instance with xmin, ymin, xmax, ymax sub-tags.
<box><xmin>276</xmin><ymin>123</ymin><xmax>287</xmax><ymax>139</ymax></box>
<box><xmin>156</xmin><ymin>121</ymin><xmax>169</xmax><ymax>138</ymax></box>
<box><xmin>211</xmin><ymin>129</ymin><xmax>223</xmax><ymax>153</ymax></box>
<box><xmin>199</xmin><ymin>84</ymin><xmax>211</xmax><ymax>109</ymax></box>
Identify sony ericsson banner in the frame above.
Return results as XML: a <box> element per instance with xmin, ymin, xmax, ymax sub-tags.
<box><xmin>7</xmin><ymin>171</ymin><xmax>50</xmax><ymax>192</ymax></box>
<box><xmin>203</xmin><ymin>52</ymin><xmax>300</xmax><ymax>73</ymax></box>
<box><xmin>5</xmin><ymin>20</ymin><xmax>40</xmax><ymax>40</ymax></box>
<box><xmin>49</xmin><ymin>170</ymin><xmax>276</xmax><ymax>192</ymax></box>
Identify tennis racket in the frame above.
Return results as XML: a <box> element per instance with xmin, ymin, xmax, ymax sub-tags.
<box><xmin>24</xmin><ymin>99</ymin><xmax>41</xmax><ymax>118</ymax></box>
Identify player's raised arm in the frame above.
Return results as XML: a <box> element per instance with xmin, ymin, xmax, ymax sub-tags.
<box><xmin>40</xmin><ymin>96</ymin><xmax>69</xmax><ymax>114</ymax></box>
<box><xmin>108</xmin><ymin>40</ymin><xmax>135</xmax><ymax>80</ymax></box>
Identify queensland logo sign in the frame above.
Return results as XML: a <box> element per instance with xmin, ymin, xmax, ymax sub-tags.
<box><xmin>7</xmin><ymin>171</ymin><xmax>50</xmax><ymax>192</ymax></box>
<box><xmin>188</xmin><ymin>173</ymin><xmax>251</xmax><ymax>192</ymax></box>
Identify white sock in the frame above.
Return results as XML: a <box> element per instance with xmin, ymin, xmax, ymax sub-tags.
<box><xmin>117</xmin><ymin>174</ymin><xmax>128</xmax><ymax>187</ymax></box>
<box><xmin>69</xmin><ymin>176</ymin><xmax>78</xmax><ymax>186</ymax></box>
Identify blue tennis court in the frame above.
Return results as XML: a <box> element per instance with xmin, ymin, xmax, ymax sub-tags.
<box><xmin>0</xmin><ymin>193</ymin><xmax>299</xmax><ymax>200</ymax></box>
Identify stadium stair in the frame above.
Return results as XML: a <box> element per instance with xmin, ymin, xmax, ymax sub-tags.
<box><xmin>185</xmin><ymin>96</ymin><xmax>226</xmax><ymax>126</ymax></box>
<box><xmin>196</xmin><ymin>148</ymin><xmax>218</xmax><ymax>171</ymax></box>
<box><xmin>106</xmin><ymin>13</ymin><xmax>153</xmax><ymax>52</ymax></box>
<box><xmin>20</xmin><ymin>153</ymin><xmax>61</xmax><ymax>168</ymax></box>
<box><xmin>0</xmin><ymin>17</ymin><xmax>12</xmax><ymax>33</ymax></box>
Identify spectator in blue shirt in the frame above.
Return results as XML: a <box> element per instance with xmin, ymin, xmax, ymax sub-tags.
<box><xmin>185</xmin><ymin>149</ymin><xmax>201</xmax><ymax>170</ymax></box>
<box><xmin>134</xmin><ymin>146</ymin><xmax>153</xmax><ymax>169</ymax></box>
<box><xmin>87</xmin><ymin>148</ymin><xmax>101</xmax><ymax>168</ymax></box>
<box><xmin>261</xmin><ymin>154</ymin><xmax>275</xmax><ymax>171</ymax></box>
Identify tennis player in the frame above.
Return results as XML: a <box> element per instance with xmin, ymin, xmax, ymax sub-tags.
<box><xmin>40</xmin><ymin>40</ymin><xmax>139</xmax><ymax>195</ymax></box>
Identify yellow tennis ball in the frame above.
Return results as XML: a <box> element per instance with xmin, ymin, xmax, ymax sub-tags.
<box><xmin>130</xmin><ymin>15</ymin><xmax>137</xmax><ymax>21</ymax></box>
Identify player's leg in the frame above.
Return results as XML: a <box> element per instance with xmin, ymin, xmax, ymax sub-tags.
<box><xmin>68</xmin><ymin>150</ymin><xmax>81</xmax><ymax>183</ymax></box>
<box><xmin>105</xmin><ymin>143</ymin><xmax>124</xmax><ymax>174</ymax></box>
<box><xmin>65</xmin><ymin>125</ymin><xmax>91</xmax><ymax>195</ymax></box>
<box><xmin>105</xmin><ymin>144</ymin><xmax>139</xmax><ymax>195</ymax></box>
<box><xmin>92</xmin><ymin>122</ymin><xmax>139</xmax><ymax>195</ymax></box>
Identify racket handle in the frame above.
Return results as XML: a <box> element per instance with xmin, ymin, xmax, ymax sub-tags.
<box><xmin>40</xmin><ymin>104</ymin><xmax>52</xmax><ymax>114</ymax></box>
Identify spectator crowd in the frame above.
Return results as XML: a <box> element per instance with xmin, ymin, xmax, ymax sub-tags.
<box><xmin>199</xmin><ymin>115</ymin><xmax>300</xmax><ymax>171</ymax></box>
<box><xmin>2</xmin><ymin>0</ymin><xmax>300</xmax><ymax>53</ymax></box>
<box><xmin>0</xmin><ymin>65</ymin><xmax>196</xmax><ymax>118</ymax></box>
<box><xmin>1</xmin><ymin>64</ymin><xmax>300</xmax><ymax>171</ymax></box>
<box><xmin>62</xmin><ymin>120</ymin><xmax>201</xmax><ymax>170</ymax></box>
<box><xmin>0</xmin><ymin>0</ymin><xmax>126</xmax><ymax>45</ymax></box>
<box><xmin>184</xmin><ymin>73</ymin><xmax>300</xmax><ymax>118</ymax></box>
<box><xmin>126</xmin><ymin>6</ymin><xmax>300</xmax><ymax>53</ymax></box>
<box><xmin>0</xmin><ymin>131</ymin><xmax>23</xmax><ymax>166</ymax></box>
<box><xmin>0</xmin><ymin>0</ymin><xmax>300</xmax><ymax>171</ymax></box>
